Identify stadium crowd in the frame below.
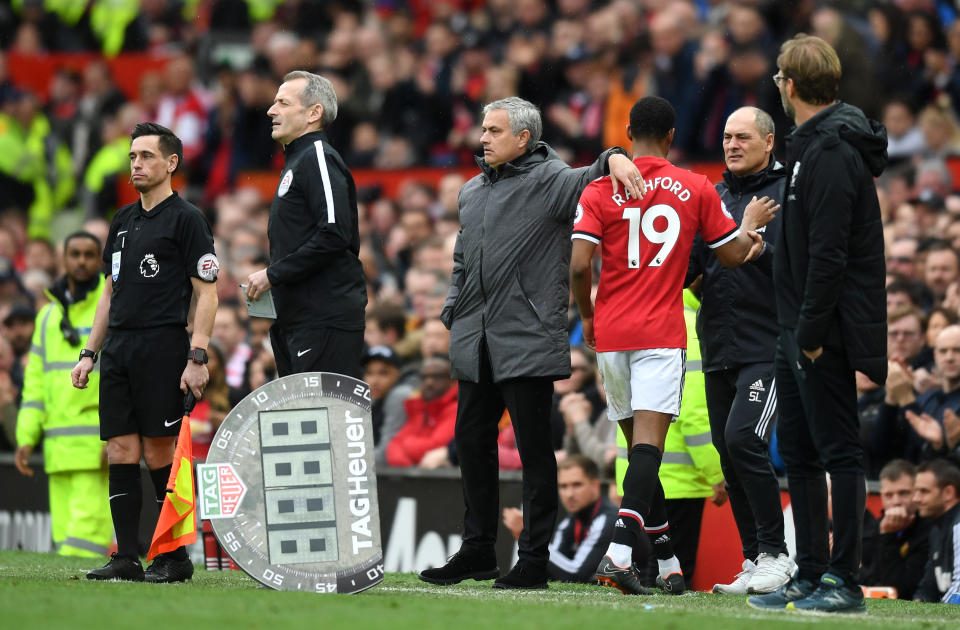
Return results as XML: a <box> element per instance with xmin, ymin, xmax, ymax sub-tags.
<box><xmin>3</xmin><ymin>0</ymin><xmax>960</xmax><ymax>599</ymax></box>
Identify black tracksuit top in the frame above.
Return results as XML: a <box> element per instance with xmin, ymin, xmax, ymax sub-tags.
<box><xmin>266</xmin><ymin>130</ymin><xmax>366</xmax><ymax>330</ymax></box>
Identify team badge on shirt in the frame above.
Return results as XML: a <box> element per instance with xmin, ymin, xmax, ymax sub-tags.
<box><xmin>575</xmin><ymin>203</ymin><xmax>584</xmax><ymax>224</ymax></box>
<box><xmin>197</xmin><ymin>253</ymin><xmax>220</xmax><ymax>282</ymax></box>
<box><xmin>140</xmin><ymin>253</ymin><xmax>159</xmax><ymax>278</ymax></box>
<box><xmin>278</xmin><ymin>170</ymin><xmax>293</xmax><ymax>197</ymax></box>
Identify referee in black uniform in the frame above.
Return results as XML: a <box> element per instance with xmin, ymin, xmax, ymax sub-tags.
<box><xmin>72</xmin><ymin>122</ymin><xmax>219</xmax><ymax>583</ymax></box>
<box><xmin>245</xmin><ymin>71</ymin><xmax>366</xmax><ymax>378</ymax></box>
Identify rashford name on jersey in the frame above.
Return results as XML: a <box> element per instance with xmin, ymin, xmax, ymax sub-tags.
<box><xmin>608</xmin><ymin>176</ymin><xmax>692</xmax><ymax>208</ymax></box>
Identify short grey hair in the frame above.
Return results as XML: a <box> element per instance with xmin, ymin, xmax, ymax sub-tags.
<box><xmin>482</xmin><ymin>97</ymin><xmax>542</xmax><ymax>149</ymax></box>
<box><xmin>752</xmin><ymin>107</ymin><xmax>775</xmax><ymax>138</ymax></box>
<box><xmin>284</xmin><ymin>70</ymin><xmax>338</xmax><ymax>128</ymax></box>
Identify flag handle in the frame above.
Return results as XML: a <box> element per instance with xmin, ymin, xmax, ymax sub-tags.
<box><xmin>184</xmin><ymin>391</ymin><xmax>197</xmax><ymax>415</ymax></box>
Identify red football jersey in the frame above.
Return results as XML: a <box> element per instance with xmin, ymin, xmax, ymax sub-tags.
<box><xmin>573</xmin><ymin>156</ymin><xmax>739</xmax><ymax>351</ymax></box>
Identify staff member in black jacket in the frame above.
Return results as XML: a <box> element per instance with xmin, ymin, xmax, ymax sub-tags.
<box><xmin>688</xmin><ymin>106</ymin><xmax>793</xmax><ymax>596</ymax></box>
<box><xmin>748</xmin><ymin>35</ymin><xmax>888</xmax><ymax>614</ymax></box>
<box><xmin>245</xmin><ymin>71</ymin><xmax>366</xmax><ymax>378</ymax></box>
<box><xmin>72</xmin><ymin>122</ymin><xmax>219</xmax><ymax>583</ymax></box>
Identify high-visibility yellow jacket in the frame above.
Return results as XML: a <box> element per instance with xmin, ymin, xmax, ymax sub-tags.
<box><xmin>89</xmin><ymin>0</ymin><xmax>139</xmax><ymax>57</ymax></box>
<box><xmin>246</xmin><ymin>0</ymin><xmax>281</xmax><ymax>21</ymax></box>
<box><xmin>16</xmin><ymin>276</ymin><xmax>105</xmax><ymax>473</ymax></box>
<box><xmin>83</xmin><ymin>136</ymin><xmax>129</xmax><ymax>218</ymax></box>
<box><xmin>617</xmin><ymin>290</ymin><xmax>723</xmax><ymax>498</ymax></box>
<box><xmin>26</xmin><ymin>113</ymin><xmax>73</xmax><ymax>238</ymax></box>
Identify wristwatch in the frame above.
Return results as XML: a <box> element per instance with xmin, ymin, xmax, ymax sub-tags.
<box><xmin>79</xmin><ymin>349</ymin><xmax>98</xmax><ymax>364</ymax></box>
<box><xmin>187</xmin><ymin>347</ymin><xmax>209</xmax><ymax>365</ymax></box>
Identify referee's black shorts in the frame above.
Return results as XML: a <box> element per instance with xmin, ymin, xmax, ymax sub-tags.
<box><xmin>99</xmin><ymin>326</ymin><xmax>189</xmax><ymax>440</ymax></box>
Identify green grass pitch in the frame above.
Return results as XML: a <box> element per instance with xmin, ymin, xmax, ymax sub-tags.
<box><xmin>1</xmin><ymin>551</ymin><xmax>959</xmax><ymax>630</ymax></box>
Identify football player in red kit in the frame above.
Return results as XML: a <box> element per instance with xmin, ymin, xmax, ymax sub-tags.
<box><xmin>570</xmin><ymin>96</ymin><xmax>774</xmax><ymax>595</ymax></box>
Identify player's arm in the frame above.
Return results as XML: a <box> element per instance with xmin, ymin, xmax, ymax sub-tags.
<box><xmin>570</xmin><ymin>238</ymin><xmax>598</xmax><ymax>349</ymax></box>
<box><xmin>181</xmin><ymin>277</ymin><xmax>218</xmax><ymax>399</ymax></box>
<box><xmin>712</xmin><ymin>230</ymin><xmax>763</xmax><ymax>268</ymax></box>
<box><xmin>72</xmin><ymin>275</ymin><xmax>112</xmax><ymax>389</ymax></box>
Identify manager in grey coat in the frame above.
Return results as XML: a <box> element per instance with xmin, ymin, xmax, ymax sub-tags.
<box><xmin>418</xmin><ymin>97</ymin><xmax>645</xmax><ymax>589</ymax></box>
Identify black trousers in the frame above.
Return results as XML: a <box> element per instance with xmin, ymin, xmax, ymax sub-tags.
<box><xmin>270</xmin><ymin>324</ymin><xmax>363</xmax><ymax>379</ymax></box>
<box><xmin>775</xmin><ymin>328</ymin><xmax>865</xmax><ymax>584</ymax></box>
<box><xmin>704</xmin><ymin>363</ymin><xmax>786</xmax><ymax>560</ymax></box>
<box><xmin>456</xmin><ymin>340</ymin><xmax>557</xmax><ymax>568</ymax></box>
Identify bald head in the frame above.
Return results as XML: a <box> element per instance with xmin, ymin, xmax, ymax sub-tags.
<box><xmin>723</xmin><ymin>107</ymin><xmax>775</xmax><ymax>176</ymax></box>
<box><xmin>935</xmin><ymin>324</ymin><xmax>960</xmax><ymax>384</ymax></box>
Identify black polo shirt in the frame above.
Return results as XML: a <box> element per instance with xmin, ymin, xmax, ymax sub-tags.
<box><xmin>103</xmin><ymin>191</ymin><xmax>218</xmax><ymax>330</ymax></box>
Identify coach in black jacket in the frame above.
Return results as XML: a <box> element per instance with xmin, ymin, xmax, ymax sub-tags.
<box><xmin>748</xmin><ymin>36</ymin><xmax>888</xmax><ymax>614</ymax></box>
<box><xmin>687</xmin><ymin>106</ymin><xmax>793</xmax><ymax>594</ymax></box>
<box><xmin>246</xmin><ymin>71</ymin><xmax>366</xmax><ymax>378</ymax></box>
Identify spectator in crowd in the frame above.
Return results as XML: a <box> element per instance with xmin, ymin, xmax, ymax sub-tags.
<box><xmin>884</xmin><ymin>97</ymin><xmax>927</xmax><ymax>162</ymax></box>
<box><xmin>72</xmin><ymin>61</ymin><xmax>126</xmax><ymax>175</ymax></box>
<box><xmin>419</xmin><ymin>317</ymin><xmax>450</xmax><ymax>360</ymax></box>
<box><xmin>386</xmin><ymin>355</ymin><xmax>457</xmax><ymax>468</ymax></box>
<box><xmin>156</xmin><ymin>54</ymin><xmax>209</xmax><ymax>178</ymax></box>
<box><xmin>551</xmin><ymin>345</ymin><xmax>604</xmax><ymax>451</ymax></box>
<box><xmin>887</xmin><ymin>238</ymin><xmax>921</xmax><ymax>282</ymax></box>
<box><xmin>81</xmin><ymin>103</ymin><xmax>142</xmax><ymax>218</ymax></box>
<box><xmin>189</xmin><ymin>341</ymin><xmax>231</xmax><ymax>463</ymax></box>
<box><xmin>887</xmin><ymin>306</ymin><xmax>930</xmax><ymax>369</ymax></box>
<box><xmin>861</xmin><ymin>459</ymin><xmax>930</xmax><ymax>600</ymax></box>
<box><xmin>913</xmin><ymin>458</ymin><xmax>960</xmax><ymax>602</ymax></box>
<box><xmin>363</xmin><ymin>345</ymin><xmax>415</xmax><ymax>468</ymax></box>
<box><xmin>502</xmin><ymin>455</ymin><xmax>618</xmax><ymax>583</ymax></box>
<box><xmin>13</xmin><ymin>231</ymin><xmax>109</xmax><ymax>558</ymax></box>
<box><xmin>211</xmin><ymin>303</ymin><xmax>252</xmax><ymax>392</ymax></box>
<box><xmin>364</xmin><ymin>302</ymin><xmax>407</xmax><ymax>350</ymax></box>
<box><xmin>905</xmin><ymin>325</ymin><xmax>960</xmax><ymax>466</ymax></box>
<box><xmin>559</xmin><ymin>381</ymin><xmax>616</xmax><ymax>477</ymax></box>
<box><xmin>923</xmin><ymin>242</ymin><xmax>960</xmax><ymax>305</ymax></box>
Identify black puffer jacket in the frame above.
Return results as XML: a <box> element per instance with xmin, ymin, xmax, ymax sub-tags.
<box><xmin>774</xmin><ymin>102</ymin><xmax>888</xmax><ymax>384</ymax></box>
<box><xmin>687</xmin><ymin>159</ymin><xmax>784</xmax><ymax>371</ymax></box>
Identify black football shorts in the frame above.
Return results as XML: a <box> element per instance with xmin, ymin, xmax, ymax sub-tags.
<box><xmin>99</xmin><ymin>326</ymin><xmax>190</xmax><ymax>440</ymax></box>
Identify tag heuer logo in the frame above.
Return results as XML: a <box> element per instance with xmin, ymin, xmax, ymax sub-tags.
<box><xmin>198</xmin><ymin>463</ymin><xmax>247</xmax><ymax>519</ymax></box>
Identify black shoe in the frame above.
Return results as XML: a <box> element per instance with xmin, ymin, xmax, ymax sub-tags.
<box><xmin>144</xmin><ymin>552</ymin><xmax>194</xmax><ymax>583</ymax></box>
<box><xmin>418</xmin><ymin>549</ymin><xmax>499</xmax><ymax>586</ymax></box>
<box><xmin>86</xmin><ymin>553</ymin><xmax>144</xmax><ymax>581</ymax></box>
<box><xmin>493</xmin><ymin>562</ymin><xmax>548</xmax><ymax>590</ymax></box>
<box><xmin>656</xmin><ymin>572</ymin><xmax>685</xmax><ymax>595</ymax></box>
<box><xmin>595</xmin><ymin>556</ymin><xmax>653</xmax><ymax>595</ymax></box>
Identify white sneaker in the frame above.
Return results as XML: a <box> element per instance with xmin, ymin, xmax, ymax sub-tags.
<box><xmin>745</xmin><ymin>552</ymin><xmax>796</xmax><ymax>594</ymax></box>
<box><xmin>712</xmin><ymin>558</ymin><xmax>756</xmax><ymax>594</ymax></box>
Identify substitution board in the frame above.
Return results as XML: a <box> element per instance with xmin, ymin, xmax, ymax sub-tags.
<box><xmin>197</xmin><ymin>372</ymin><xmax>383</xmax><ymax>593</ymax></box>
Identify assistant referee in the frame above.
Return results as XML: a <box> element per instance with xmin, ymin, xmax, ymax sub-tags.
<box><xmin>245</xmin><ymin>71</ymin><xmax>366</xmax><ymax>378</ymax></box>
<box><xmin>72</xmin><ymin>122</ymin><xmax>219</xmax><ymax>583</ymax></box>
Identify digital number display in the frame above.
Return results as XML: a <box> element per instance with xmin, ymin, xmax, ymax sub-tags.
<box><xmin>259</xmin><ymin>408</ymin><xmax>338</xmax><ymax>565</ymax></box>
